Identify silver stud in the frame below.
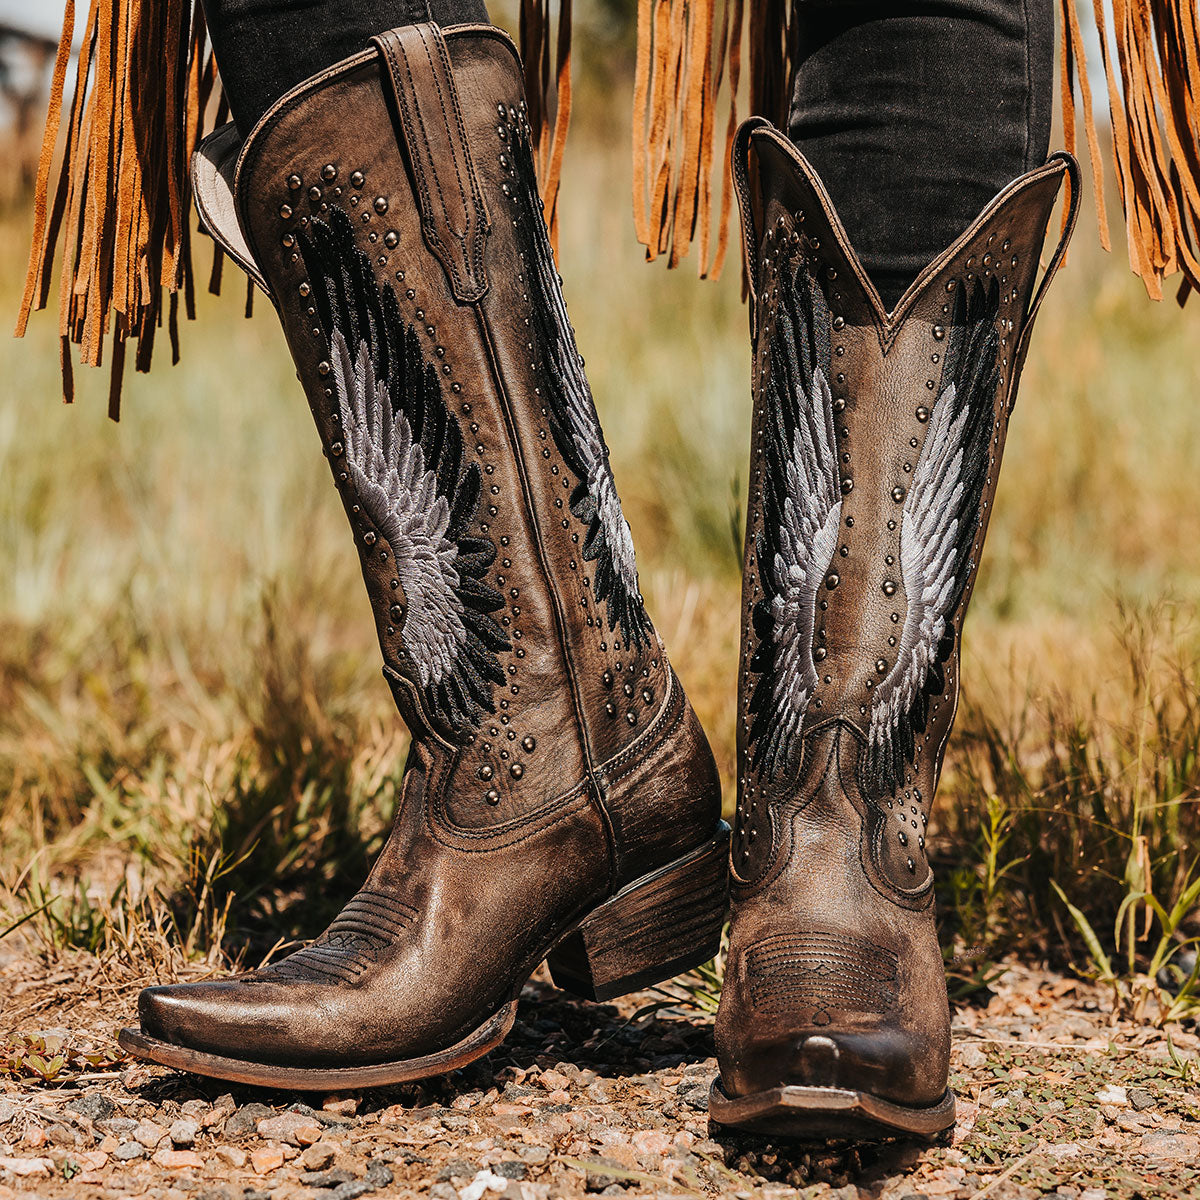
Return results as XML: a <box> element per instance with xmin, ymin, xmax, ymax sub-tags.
<box><xmin>351</xmin><ymin>170</ymin><xmax>365</xmax><ymax>188</ymax></box>
<box><xmin>322</xmin><ymin>163</ymin><xmax>337</xmax><ymax>181</ymax></box>
<box><xmin>882</xmin><ymin>580</ymin><xmax>897</xmax><ymax>596</ymax></box>
<box><xmin>892</xmin><ymin>486</ymin><xmax>906</xmax><ymax>503</ymax></box>
<box><xmin>374</xmin><ymin>196</ymin><xmax>389</xmax><ymax>214</ymax></box>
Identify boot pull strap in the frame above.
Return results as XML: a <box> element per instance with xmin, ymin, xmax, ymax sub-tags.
<box><xmin>731</xmin><ymin>118</ymin><xmax>771</xmax><ymax>340</ymax></box>
<box><xmin>1012</xmin><ymin>151</ymin><xmax>1081</xmax><ymax>380</ymax></box>
<box><xmin>374</xmin><ymin>24</ymin><xmax>490</xmax><ymax>304</ymax></box>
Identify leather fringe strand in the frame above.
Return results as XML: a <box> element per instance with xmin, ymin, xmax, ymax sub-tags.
<box><xmin>520</xmin><ymin>0</ymin><xmax>572</xmax><ymax>254</ymax></box>
<box><xmin>14</xmin><ymin>0</ymin><xmax>222</xmax><ymax>417</ymax></box>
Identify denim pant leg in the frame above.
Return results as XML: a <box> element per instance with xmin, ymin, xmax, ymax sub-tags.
<box><xmin>787</xmin><ymin>0</ymin><xmax>1055</xmax><ymax>308</ymax></box>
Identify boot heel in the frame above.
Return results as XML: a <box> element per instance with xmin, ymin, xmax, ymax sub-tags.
<box><xmin>547</xmin><ymin>821</ymin><xmax>730</xmax><ymax>1001</ymax></box>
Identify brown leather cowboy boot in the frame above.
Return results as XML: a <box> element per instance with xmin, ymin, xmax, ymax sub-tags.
<box><xmin>709</xmin><ymin>119</ymin><xmax>1077</xmax><ymax>1138</ymax></box>
<box><xmin>117</xmin><ymin>23</ymin><xmax>726</xmax><ymax>1090</ymax></box>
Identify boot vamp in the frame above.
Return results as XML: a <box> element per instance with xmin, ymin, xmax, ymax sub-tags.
<box><xmin>140</xmin><ymin>774</ymin><xmax>608</xmax><ymax>1069</ymax></box>
<box><xmin>139</xmin><ymin>949</ymin><xmax>497</xmax><ymax>1068</ymax></box>
<box><xmin>717</xmin><ymin>914</ymin><xmax>950</xmax><ymax>1106</ymax></box>
<box><xmin>717</xmin><ymin>725</ymin><xmax>950</xmax><ymax>1108</ymax></box>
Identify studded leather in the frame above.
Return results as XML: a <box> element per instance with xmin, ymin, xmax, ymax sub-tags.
<box><xmin>715</xmin><ymin>119</ymin><xmax>1077</xmax><ymax>1111</ymax></box>
<box><xmin>135</xmin><ymin>24</ymin><xmax>721</xmax><ymax>1074</ymax></box>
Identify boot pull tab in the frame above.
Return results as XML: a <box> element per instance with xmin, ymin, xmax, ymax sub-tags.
<box><xmin>1012</xmin><ymin>152</ymin><xmax>1081</xmax><ymax>383</ymax></box>
<box><xmin>731</xmin><ymin>118</ymin><xmax>772</xmax><ymax>341</ymax></box>
<box><xmin>373</xmin><ymin>24</ymin><xmax>490</xmax><ymax>303</ymax></box>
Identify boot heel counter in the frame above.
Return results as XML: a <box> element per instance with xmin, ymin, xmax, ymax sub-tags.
<box><xmin>597</xmin><ymin>666</ymin><xmax>722</xmax><ymax>888</ymax></box>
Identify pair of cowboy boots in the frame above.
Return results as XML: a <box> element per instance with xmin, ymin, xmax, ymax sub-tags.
<box><xmin>119</xmin><ymin>24</ymin><xmax>1077</xmax><ymax>1140</ymax></box>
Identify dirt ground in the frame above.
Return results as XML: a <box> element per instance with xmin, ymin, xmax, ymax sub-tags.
<box><xmin>2</xmin><ymin>950</ymin><xmax>1197</xmax><ymax>1200</ymax></box>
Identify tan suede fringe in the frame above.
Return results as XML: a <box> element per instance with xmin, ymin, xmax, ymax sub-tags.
<box><xmin>14</xmin><ymin>0</ymin><xmax>221</xmax><ymax>417</ymax></box>
<box><xmin>632</xmin><ymin>0</ymin><xmax>746</xmax><ymax>277</ymax></box>
<box><xmin>634</xmin><ymin>0</ymin><xmax>1200</xmax><ymax>300</ymax></box>
<box><xmin>520</xmin><ymin>0</ymin><xmax>572</xmax><ymax>254</ymax></box>
<box><xmin>18</xmin><ymin>0</ymin><xmax>1200</xmax><ymax>410</ymax></box>
<box><xmin>1059</xmin><ymin>0</ymin><xmax>1200</xmax><ymax>304</ymax></box>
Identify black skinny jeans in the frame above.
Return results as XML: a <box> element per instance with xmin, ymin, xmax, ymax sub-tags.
<box><xmin>202</xmin><ymin>0</ymin><xmax>1053</xmax><ymax>308</ymax></box>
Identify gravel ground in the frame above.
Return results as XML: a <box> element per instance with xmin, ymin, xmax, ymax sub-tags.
<box><xmin>1</xmin><ymin>954</ymin><xmax>1197</xmax><ymax>1200</ymax></box>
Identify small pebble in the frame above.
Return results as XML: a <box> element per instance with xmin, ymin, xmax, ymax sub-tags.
<box><xmin>212</xmin><ymin>1145</ymin><xmax>247</xmax><ymax>1168</ymax></box>
<box><xmin>250</xmin><ymin>1144</ymin><xmax>286</xmax><ymax>1174</ymax></box>
<box><xmin>223</xmin><ymin>1102</ymin><xmax>273</xmax><ymax>1138</ymax></box>
<box><xmin>301</xmin><ymin>1141</ymin><xmax>337</xmax><ymax>1170</ymax></box>
<box><xmin>957</xmin><ymin>1044</ymin><xmax>988</xmax><ymax>1069</ymax></box>
<box><xmin>65</xmin><ymin>1093</ymin><xmax>115</xmax><ymax>1124</ymax></box>
<box><xmin>169</xmin><ymin>1118</ymin><xmax>199</xmax><ymax>1148</ymax></box>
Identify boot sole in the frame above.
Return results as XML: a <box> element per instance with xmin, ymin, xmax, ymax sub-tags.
<box><xmin>708</xmin><ymin>1078</ymin><xmax>956</xmax><ymax>1141</ymax></box>
<box><xmin>118</xmin><ymin>821</ymin><xmax>729</xmax><ymax>1089</ymax></box>
<box><xmin>117</xmin><ymin>1000</ymin><xmax>519</xmax><ymax>1091</ymax></box>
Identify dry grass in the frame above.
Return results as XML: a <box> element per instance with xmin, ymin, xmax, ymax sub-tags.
<box><xmin>1</xmin><ymin>76</ymin><xmax>1198</xmax><ymax>1021</ymax></box>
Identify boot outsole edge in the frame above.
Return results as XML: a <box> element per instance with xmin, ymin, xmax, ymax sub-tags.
<box><xmin>708</xmin><ymin>1078</ymin><xmax>956</xmax><ymax>1141</ymax></box>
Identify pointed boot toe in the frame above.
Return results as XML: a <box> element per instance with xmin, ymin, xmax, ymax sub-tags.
<box><xmin>137</xmin><ymin>981</ymin><xmax>216</xmax><ymax>1046</ymax></box>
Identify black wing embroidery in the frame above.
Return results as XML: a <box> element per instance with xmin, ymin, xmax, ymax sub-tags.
<box><xmin>866</xmin><ymin>276</ymin><xmax>1002</xmax><ymax>795</ymax></box>
<box><xmin>299</xmin><ymin>208</ymin><xmax>509</xmax><ymax>733</ymax></box>
<box><xmin>507</xmin><ymin>117</ymin><xmax>650</xmax><ymax>649</ymax></box>
<box><xmin>748</xmin><ymin>258</ymin><xmax>842</xmax><ymax>780</ymax></box>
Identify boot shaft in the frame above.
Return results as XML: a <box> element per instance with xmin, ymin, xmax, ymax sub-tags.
<box><xmin>195</xmin><ymin>25</ymin><xmax>714</xmax><ymax>849</ymax></box>
<box><xmin>732</xmin><ymin>122</ymin><xmax>1077</xmax><ymax>899</ymax></box>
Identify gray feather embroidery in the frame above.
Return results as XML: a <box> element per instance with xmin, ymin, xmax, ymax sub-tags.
<box><xmin>506</xmin><ymin>114</ymin><xmax>649</xmax><ymax>648</ymax></box>
<box><xmin>866</xmin><ymin>277</ymin><xmax>1002</xmax><ymax>795</ymax></box>
<box><xmin>748</xmin><ymin>257</ymin><xmax>842</xmax><ymax>780</ymax></box>
<box><xmin>299</xmin><ymin>209</ymin><xmax>508</xmax><ymax>734</ymax></box>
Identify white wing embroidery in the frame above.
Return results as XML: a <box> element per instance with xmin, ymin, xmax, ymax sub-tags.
<box><xmin>866</xmin><ymin>278</ymin><xmax>1001</xmax><ymax>795</ymax></box>
<box><xmin>300</xmin><ymin>209</ymin><xmax>508</xmax><ymax>733</ymax></box>
<box><xmin>509</xmin><ymin>120</ymin><xmax>648</xmax><ymax>647</ymax></box>
<box><xmin>332</xmin><ymin>330</ymin><xmax>467</xmax><ymax>690</ymax></box>
<box><xmin>749</xmin><ymin>262</ymin><xmax>842</xmax><ymax>780</ymax></box>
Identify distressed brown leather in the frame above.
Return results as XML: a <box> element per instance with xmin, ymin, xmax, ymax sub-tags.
<box><xmin>715</xmin><ymin>120</ymin><xmax>1076</xmax><ymax>1120</ymax></box>
<box><xmin>133</xmin><ymin>24</ymin><xmax>722</xmax><ymax>1075</ymax></box>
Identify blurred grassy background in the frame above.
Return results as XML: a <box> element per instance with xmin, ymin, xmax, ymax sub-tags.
<box><xmin>1</xmin><ymin>36</ymin><xmax>1199</xmax><ymax>1012</ymax></box>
